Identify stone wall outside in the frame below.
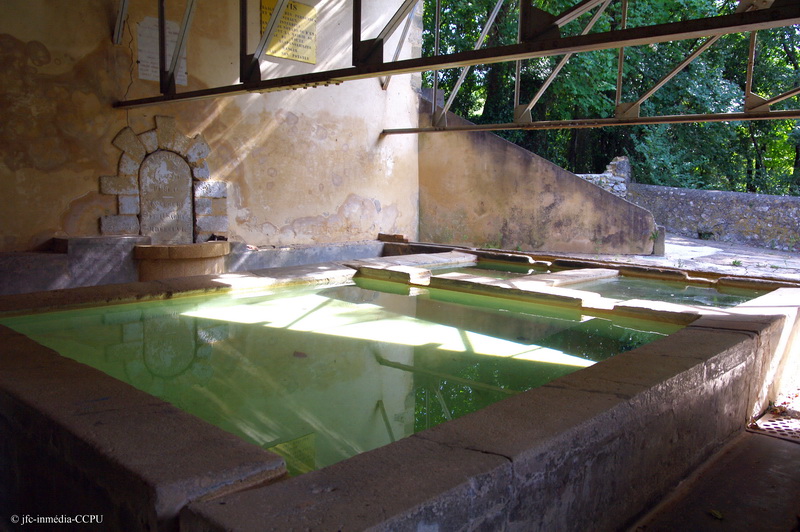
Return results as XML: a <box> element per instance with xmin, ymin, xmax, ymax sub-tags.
<box><xmin>627</xmin><ymin>183</ymin><xmax>800</xmax><ymax>252</ymax></box>
<box><xmin>576</xmin><ymin>156</ymin><xmax>631</xmax><ymax>197</ymax></box>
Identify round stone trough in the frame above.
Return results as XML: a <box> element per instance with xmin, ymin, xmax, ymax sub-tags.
<box><xmin>134</xmin><ymin>241</ymin><xmax>230</xmax><ymax>281</ymax></box>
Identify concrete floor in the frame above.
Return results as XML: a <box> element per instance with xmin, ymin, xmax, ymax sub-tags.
<box><xmin>630</xmin><ymin>432</ymin><xmax>800</xmax><ymax>532</ymax></box>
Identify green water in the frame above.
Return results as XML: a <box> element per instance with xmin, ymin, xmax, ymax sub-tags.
<box><xmin>571</xmin><ymin>277</ymin><xmax>767</xmax><ymax>307</ymax></box>
<box><xmin>0</xmin><ymin>280</ymin><xmax>679</xmax><ymax>475</ymax></box>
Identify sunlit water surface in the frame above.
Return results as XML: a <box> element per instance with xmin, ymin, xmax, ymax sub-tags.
<box><xmin>1</xmin><ymin>279</ymin><xmax>681</xmax><ymax>475</ymax></box>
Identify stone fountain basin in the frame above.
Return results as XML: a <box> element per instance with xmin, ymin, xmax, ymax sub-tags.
<box><xmin>134</xmin><ymin>241</ymin><xmax>230</xmax><ymax>281</ymax></box>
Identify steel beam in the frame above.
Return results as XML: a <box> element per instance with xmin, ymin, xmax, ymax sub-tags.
<box><xmin>352</xmin><ymin>0</ymin><xmax>362</xmax><ymax>65</ymax></box>
<box><xmin>616</xmin><ymin>33</ymin><xmax>722</xmax><ymax>118</ymax></box>
<box><xmin>517</xmin><ymin>0</ymin><xmax>611</xmax><ymax>122</ymax></box>
<box><xmin>756</xmin><ymin>85</ymin><xmax>800</xmax><ymax>110</ymax></box>
<box><xmin>553</xmin><ymin>0</ymin><xmax>608</xmax><ymax>28</ymax></box>
<box><xmin>431</xmin><ymin>0</ymin><xmax>441</xmax><ymax>121</ymax></box>
<box><xmin>167</xmin><ymin>0</ymin><xmax>197</xmax><ymax>91</ymax></box>
<box><xmin>117</xmin><ymin>4</ymin><xmax>800</xmax><ymax>108</ymax></box>
<box><xmin>381</xmin><ymin>10</ymin><xmax>415</xmax><ymax>90</ymax></box>
<box><xmin>743</xmin><ymin>29</ymin><xmax>800</xmax><ymax>113</ymax></box>
<box><xmin>362</xmin><ymin>0</ymin><xmax>419</xmax><ymax>68</ymax></box>
<box><xmin>382</xmin><ymin>109</ymin><xmax>800</xmax><ymax>135</ymax></box>
<box><xmin>245</xmin><ymin>0</ymin><xmax>290</xmax><ymax>81</ymax></box>
<box><xmin>375</xmin><ymin>0</ymin><xmax>419</xmax><ymax>48</ymax></box>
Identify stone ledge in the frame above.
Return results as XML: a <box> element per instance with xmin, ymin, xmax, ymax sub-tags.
<box><xmin>179</xmin><ymin>306</ymin><xmax>787</xmax><ymax>532</ymax></box>
<box><xmin>0</xmin><ymin>325</ymin><xmax>287</xmax><ymax>531</ymax></box>
<box><xmin>355</xmin><ymin>265</ymin><xmax>432</xmax><ymax>285</ymax></box>
<box><xmin>182</xmin><ymin>432</ymin><xmax>511</xmax><ymax>532</ymax></box>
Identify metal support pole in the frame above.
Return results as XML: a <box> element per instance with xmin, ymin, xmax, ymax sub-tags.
<box><xmin>158</xmin><ymin>0</ymin><xmax>169</xmax><ymax>94</ymax></box>
<box><xmin>757</xmin><ymin>85</ymin><xmax>800</xmax><ymax>109</ymax></box>
<box><xmin>743</xmin><ymin>31</ymin><xmax>772</xmax><ymax>111</ymax></box>
<box><xmin>382</xmin><ymin>109</ymin><xmax>800</xmax><ymax>135</ymax></box>
<box><xmin>352</xmin><ymin>0</ymin><xmax>362</xmax><ymax>65</ymax></box>
<box><xmin>375</xmin><ymin>0</ymin><xmax>419</xmax><ymax>49</ymax></box>
<box><xmin>113</xmin><ymin>0</ymin><xmax>129</xmax><ymax>45</ymax></box>
<box><xmin>553</xmin><ymin>0</ymin><xmax>607</xmax><ymax>28</ymax></box>
<box><xmin>746</xmin><ymin>31</ymin><xmax>757</xmax><ymax>96</ymax></box>
<box><xmin>431</xmin><ymin>0</ymin><xmax>441</xmax><ymax>122</ymax></box>
<box><xmin>240</xmin><ymin>0</ymin><xmax>249</xmax><ymax>81</ymax></box>
<box><xmin>167</xmin><ymin>0</ymin><xmax>197</xmax><ymax>91</ymax></box>
<box><xmin>246</xmin><ymin>0</ymin><xmax>290</xmax><ymax>81</ymax></box>
<box><xmin>381</xmin><ymin>11</ymin><xmax>415</xmax><ymax>90</ymax></box>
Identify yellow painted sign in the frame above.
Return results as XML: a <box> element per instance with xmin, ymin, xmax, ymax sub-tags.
<box><xmin>260</xmin><ymin>0</ymin><xmax>317</xmax><ymax>64</ymax></box>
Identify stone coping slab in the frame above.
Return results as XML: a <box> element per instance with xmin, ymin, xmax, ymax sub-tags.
<box><xmin>0</xmin><ymin>263</ymin><xmax>357</xmax><ymax>316</ymax></box>
<box><xmin>523</xmin><ymin>267</ymin><xmax>618</xmax><ymax>287</ymax></box>
<box><xmin>355</xmin><ymin>265</ymin><xmax>432</xmax><ymax>285</ymax></box>
<box><xmin>181</xmin><ymin>434</ymin><xmax>512</xmax><ymax>532</ymax></box>
<box><xmin>428</xmin><ymin>272</ymin><xmax>586</xmax><ymax>309</ymax></box>
<box><xmin>717</xmin><ymin>276</ymin><xmax>797</xmax><ymax>291</ymax></box>
<box><xmin>344</xmin><ymin>250</ymin><xmax>477</xmax><ymax>269</ymax></box>
<box><xmin>181</xmin><ymin>292</ymin><xmax>794</xmax><ymax>532</ymax></box>
<box><xmin>611</xmin><ymin>299</ymin><xmax>706</xmax><ymax>325</ymax></box>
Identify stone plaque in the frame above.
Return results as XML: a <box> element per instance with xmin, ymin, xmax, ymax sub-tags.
<box><xmin>139</xmin><ymin>151</ymin><xmax>193</xmax><ymax>244</ymax></box>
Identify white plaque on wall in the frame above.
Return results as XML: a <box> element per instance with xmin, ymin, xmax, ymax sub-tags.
<box><xmin>137</xmin><ymin>16</ymin><xmax>188</xmax><ymax>86</ymax></box>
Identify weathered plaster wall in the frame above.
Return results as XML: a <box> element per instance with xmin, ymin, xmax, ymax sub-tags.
<box><xmin>0</xmin><ymin>0</ymin><xmax>420</xmax><ymax>253</ymax></box>
<box><xmin>628</xmin><ymin>184</ymin><xmax>800</xmax><ymax>252</ymax></box>
<box><xmin>418</xmin><ymin>110</ymin><xmax>656</xmax><ymax>254</ymax></box>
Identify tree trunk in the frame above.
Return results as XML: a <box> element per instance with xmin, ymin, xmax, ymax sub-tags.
<box><xmin>747</xmin><ymin>123</ymin><xmax>764</xmax><ymax>192</ymax></box>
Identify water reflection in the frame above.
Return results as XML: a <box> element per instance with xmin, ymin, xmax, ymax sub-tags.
<box><xmin>2</xmin><ymin>282</ymin><xmax>674</xmax><ymax>475</ymax></box>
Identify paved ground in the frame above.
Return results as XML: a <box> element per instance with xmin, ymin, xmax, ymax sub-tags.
<box><xmin>630</xmin><ymin>432</ymin><xmax>800</xmax><ymax>532</ymax></box>
<box><xmin>565</xmin><ymin>235</ymin><xmax>800</xmax><ymax>282</ymax></box>
<box><xmin>592</xmin><ymin>236</ymin><xmax>800</xmax><ymax>532</ymax></box>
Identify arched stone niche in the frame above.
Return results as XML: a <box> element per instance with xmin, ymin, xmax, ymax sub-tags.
<box><xmin>99</xmin><ymin>116</ymin><xmax>228</xmax><ymax>244</ymax></box>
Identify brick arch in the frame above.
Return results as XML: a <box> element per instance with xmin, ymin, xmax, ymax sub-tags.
<box><xmin>99</xmin><ymin>116</ymin><xmax>228</xmax><ymax>243</ymax></box>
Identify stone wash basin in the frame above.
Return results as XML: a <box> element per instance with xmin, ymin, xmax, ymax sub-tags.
<box><xmin>134</xmin><ymin>241</ymin><xmax>230</xmax><ymax>281</ymax></box>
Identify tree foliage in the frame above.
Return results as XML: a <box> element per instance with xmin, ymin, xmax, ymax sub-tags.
<box><xmin>421</xmin><ymin>0</ymin><xmax>800</xmax><ymax>195</ymax></box>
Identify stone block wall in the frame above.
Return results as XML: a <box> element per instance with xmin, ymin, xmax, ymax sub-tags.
<box><xmin>100</xmin><ymin>117</ymin><xmax>229</xmax><ymax>244</ymax></box>
<box><xmin>627</xmin><ymin>184</ymin><xmax>800</xmax><ymax>251</ymax></box>
<box><xmin>576</xmin><ymin>156</ymin><xmax>631</xmax><ymax>197</ymax></box>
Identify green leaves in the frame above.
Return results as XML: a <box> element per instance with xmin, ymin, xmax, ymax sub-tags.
<box><xmin>421</xmin><ymin>0</ymin><xmax>800</xmax><ymax>192</ymax></box>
